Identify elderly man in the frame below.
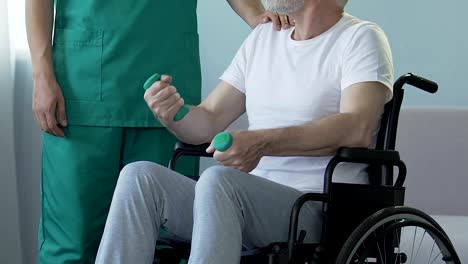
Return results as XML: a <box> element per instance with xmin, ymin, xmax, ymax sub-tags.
<box><xmin>96</xmin><ymin>0</ymin><xmax>393</xmax><ymax>263</ymax></box>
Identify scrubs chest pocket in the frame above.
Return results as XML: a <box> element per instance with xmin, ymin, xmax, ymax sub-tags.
<box><xmin>53</xmin><ymin>29</ymin><xmax>103</xmax><ymax>101</ymax></box>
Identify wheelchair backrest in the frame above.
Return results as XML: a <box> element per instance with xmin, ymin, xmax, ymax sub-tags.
<box><xmin>373</xmin><ymin>73</ymin><xmax>438</xmax><ymax>185</ymax></box>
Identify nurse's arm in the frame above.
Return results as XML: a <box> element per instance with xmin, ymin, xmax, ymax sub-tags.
<box><xmin>26</xmin><ymin>0</ymin><xmax>68</xmax><ymax>137</ymax></box>
<box><xmin>26</xmin><ymin>0</ymin><xmax>54</xmax><ymax>73</ymax></box>
<box><xmin>165</xmin><ymin>81</ymin><xmax>246</xmax><ymax>145</ymax></box>
<box><xmin>227</xmin><ymin>0</ymin><xmax>292</xmax><ymax>30</ymax></box>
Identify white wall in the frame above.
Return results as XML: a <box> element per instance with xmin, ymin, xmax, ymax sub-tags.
<box><xmin>0</xmin><ymin>0</ymin><xmax>24</xmax><ymax>263</ymax></box>
<box><xmin>13</xmin><ymin>51</ymin><xmax>42</xmax><ymax>264</ymax></box>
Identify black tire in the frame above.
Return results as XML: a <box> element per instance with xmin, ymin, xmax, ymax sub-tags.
<box><xmin>336</xmin><ymin>206</ymin><xmax>460</xmax><ymax>264</ymax></box>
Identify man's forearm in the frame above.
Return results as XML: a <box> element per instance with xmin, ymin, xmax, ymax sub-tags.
<box><xmin>227</xmin><ymin>0</ymin><xmax>265</xmax><ymax>28</ymax></box>
<box><xmin>257</xmin><ymin>113</ymin><xmax>375</xmax><ymax>157</ymax></box>
<box><xmin>165</xmin><ymin>106</ymin><xmax>219</xmax><ymax>145</ymax></box>
<box><xmin>26</xmin><ymin>0</ymin><xmax>55</xmax><ymax>79</ymax></box>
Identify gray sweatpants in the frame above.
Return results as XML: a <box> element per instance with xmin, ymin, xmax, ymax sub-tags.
<box><xmin>95</xmin><ymin>161</ymin><xmax>322</xmax><ymax>264</ymax></box>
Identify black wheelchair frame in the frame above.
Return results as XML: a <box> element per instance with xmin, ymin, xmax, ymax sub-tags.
<box><xmin>155</xmin><ymin>73</ymin><xmax>461</xmax><ymax>264</ymax></box>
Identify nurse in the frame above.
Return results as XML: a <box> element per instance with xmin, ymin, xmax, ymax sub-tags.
<box><xmin>25</xmin><ymin>0</ymin><xmax>291</xmax><ymax>263</ymax></box>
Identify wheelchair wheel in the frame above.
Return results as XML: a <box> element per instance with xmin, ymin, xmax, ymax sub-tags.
<box><xmin>336</xmin><ymin>206</ymin><xmax>460</xmax><ymax>264</ymax></box>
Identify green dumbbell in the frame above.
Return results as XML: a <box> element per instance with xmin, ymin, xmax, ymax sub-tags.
<box><xmin>143</xmin><ymin>73</ymin><xmax>190</xmax><ymax>122</ymax></box>
<box><xmin>213</xmin><ymin>131</ymin><xmax>233</xmax><ymax>152</ymax></box>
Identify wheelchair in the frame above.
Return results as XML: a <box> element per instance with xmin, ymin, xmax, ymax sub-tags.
<box><xmin>154</xmin><ymin>73</ymin><xmax>461</xmax><ymax>264</ymax></box>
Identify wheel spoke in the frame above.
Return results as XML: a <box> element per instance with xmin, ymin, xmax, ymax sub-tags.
<box><xmin>383</xmin><ymin>232</ymin><xmax>387</xmax><ymax>264</ymax></box>
<box><xmin>410</xmin><ymin>226</ymin><xmax>417</xmax><ymax>264</ymax></box>
<box><xmin>430</xmin><ymin>251</ymin><xmax>442</xmax><ymax>264</ymax></box>
<box><xmin>358</xmin><ymin>242</ymin><xmax>367</xmax><ymax>264</ymax></box>
<box><xmin>394</xmin><ymin>228</ymin><xmax>401</xmax><ymax>264</ymax></box>
<box><xmin>394</xmin><ymin>227</ymin><xmax>401</xmax><ymax>264</ymax></box>
<box><xmin>414</xmin><ymin>230</ymin><xmax>426</xmax><ymax>261</ymax></box>
<box><xmin>428</xmin><ymin>241</ymin><xmax>436</xmax><ymax>264</ymax></box>
<box><xmin>372</xmin><ymin>232</ymin><xmax>385</xmax><ymax>264</ymax></box>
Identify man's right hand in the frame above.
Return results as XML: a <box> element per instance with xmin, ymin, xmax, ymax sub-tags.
<box><xmin>144</xmin><ymin>75</ymin><xmax>185</xmax><ymax>125</ymax></box>
<box><xmin>32</xmin><ymin>73</ymin><xmax>67</xmax><ymax>137</ymax></box>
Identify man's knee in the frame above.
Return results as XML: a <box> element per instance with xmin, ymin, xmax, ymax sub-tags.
<box><xmin>196</xmin><ymin>165</ymin><xmax>238</xmax><ymax>195</ymax></box>
<box><xmin>117</xmin><ymin>161</ymin><xmax>167</xmax><ymax>193</ymax></box>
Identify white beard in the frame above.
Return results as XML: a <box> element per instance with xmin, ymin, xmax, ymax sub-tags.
<box><xmin>265</xmin><ymin>0</ymin><xmax>305</xmax><ymax>14</ymax></box>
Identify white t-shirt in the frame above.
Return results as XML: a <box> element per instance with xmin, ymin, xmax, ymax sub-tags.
<box><xmin>220</xmin><ymin>13</ymin><xmax>394</xmax><ymax>193</ymax></box>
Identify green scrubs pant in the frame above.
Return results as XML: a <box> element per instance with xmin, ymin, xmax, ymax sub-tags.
<box><xmin>38</xmin><ymin>126</ymin><xmax>198</xmax><ymax>264</ymax></box>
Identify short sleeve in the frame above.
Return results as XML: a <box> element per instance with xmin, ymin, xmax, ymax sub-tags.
<box><xmin>219</xmin><ymin>31</ymin><xmax>255</xmax><ymax>94</ymax></box>
<box><xmin>341</xmin><ymin>24</ymin><xmax>394</xmax><ymax>102</ymax></box>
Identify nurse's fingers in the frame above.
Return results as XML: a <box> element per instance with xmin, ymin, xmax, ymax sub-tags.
<box><xmin>45</xmin><ymin>111</ymin><xmax>64</xmax><ymax>137</ymax></box>
<box><xmin>290</xmin><ymin>18</ymin><xmax>296</xmax><ymax>26</ymax></box>
<box><xmin>258</xmin><ymin>11</ymin><xmax>281</xmax><ymax>31</ymax></box>
<box><xmin>56</xmin><ymin>95</ymin><xmax>68</xmax><ymax>127</ymax></box>
<box><xmin>258</xmin><ymin>15</ymin><xmax>271</xmax><ymax>25</ymax></box>
<box><xmin>279</xmin><ymin>14</ymin><xmax>291</xmax><ymax>29</ymax></box>
<box><xmin>42</xmin><ymin>112</ymin><xmax>57</xmax><ymax>136</ymax></box>
<box><xmin>36</xmin><ymin>112</ymin><xmax>47</xmax><ymax>132</ymax></box>
<box><xmin>270</xmin><ymin>12</ymin><xmax>282</xmax><ymax>31</ymax></box>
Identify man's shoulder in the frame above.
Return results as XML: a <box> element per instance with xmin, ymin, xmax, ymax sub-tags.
<box><xmin>253</xmin><ymin>22</ymin><xmax>276</xmax><ymax>33</ymax></box>
<box><xmin>250</xmin><ymin>23</ymin><xmax>282</xmax><ymax>39</ymax></box>
<box><xmin>341</xmin><ymin>13</ymin><xmax>388</xmax><ymax>42</ymax></box>
<box><xmin>240</xmin><ymin>23</ymin><xmax>287</xmax><ymax>51</ymax></box>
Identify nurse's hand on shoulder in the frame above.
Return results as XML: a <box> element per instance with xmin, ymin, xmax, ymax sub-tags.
<box><xmin>257</xmin><ymin>11</ymin><xmax>294</xmax><ymax>31</ymax></box>
<box><xmin>32</xmin><ymin>73</ymin><xmax>67</xmax><ymax>137</ymax></box>
<box><xmin>144</xmin><ymin>75</ymin><xmax>184</xmax><ymax>125</ymax></box>
<box><xmin>206</xmin><ymin>130</ymin><xmax>265</xmax><ymax>173</ymax></box>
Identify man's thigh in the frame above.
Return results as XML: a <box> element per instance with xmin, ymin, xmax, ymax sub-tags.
<box><xmin>121</xmin><ymin>128</ymin><xmax>199</xmax><ymax>240</ymax></box>
<box><xmin>119</xmin><ymin>161</ymin><xmax>197</xmax><ymax>241</ymax></box>
<box><xmin>39</xmin><ymin>126</ymin><xmax>123</xmax><ymax>264</ymax></box>
<box><xmin>122</xmin><ymin>127</ymin><xmax>199</xmax><ymax>176</ymax></box>
<box><xmin>205</xmin><ymin>166</ymin><xmax>323</xmax><ymax>249</ymax></box>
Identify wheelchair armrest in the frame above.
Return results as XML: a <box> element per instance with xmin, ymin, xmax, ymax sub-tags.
<box><xmin>174</xmin><ymin>141</ymin><xmax>213</xmax><ymax>157</ymax></box>
<box><xmin>336</xmin><ymin>147</ymin><xmax>401</xmax><ymax>163</ymax></box>
<box><xmin>324</xmin><ymin>147</ymin><xmax>407</xmax><ymax>194</ymax></box>
<box><xmin>168</xmin><ymin>141</ymin><xmax>213</xmax><ymax>171</ymax></box>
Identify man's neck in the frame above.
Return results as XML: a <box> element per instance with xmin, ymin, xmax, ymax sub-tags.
<box><xmin>290</xmin><ymin>3</ymin><xmax>343</xmax><ymax>41</ymax></box>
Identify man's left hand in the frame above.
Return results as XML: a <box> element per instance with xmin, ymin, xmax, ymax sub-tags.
<box><xmin>257</xmin><ymin>11</ymin><xmax>294</xmax><ymax>31</ymax></box>
<box><xmin>206</xmin><ymin>130</ymin><xmax>266</xmax><ymax>173</ymax></box>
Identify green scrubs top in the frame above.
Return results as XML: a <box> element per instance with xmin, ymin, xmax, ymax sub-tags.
<box><xmin>53</xmin><ymin>0</ymin><xmax>201</xmax><ymax>127</ymax></box>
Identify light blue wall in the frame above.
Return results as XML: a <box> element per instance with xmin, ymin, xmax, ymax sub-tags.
<box><xmin>198</xmin><ymin>0</ymin><xmax>468</xmax><ymax>107</ymax></box>
<box><xmin>197</xmin><ymin>0</ymin><xmax>251</xmax><ymax>99</ymax></box>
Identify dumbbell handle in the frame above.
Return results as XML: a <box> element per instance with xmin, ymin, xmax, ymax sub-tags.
<box><xmin>213</xmin><ymin>131</ymin><xmax>233</xmax><ymax>151</ymax></box>
<box><xmin>143</xmin><ymin>73</ymin><xmax>190</xmax><ymax>122</ymax></box>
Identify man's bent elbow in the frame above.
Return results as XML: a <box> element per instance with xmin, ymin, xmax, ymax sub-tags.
<box><xmin>352</xmin><ymin>127</ymin><xmax>375</xmax><ymax>148</ymax></box>
<box><xmin>342</xmin><ymin>124</ymin><xmax>375</xmax><ymax>149</ymax></box>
